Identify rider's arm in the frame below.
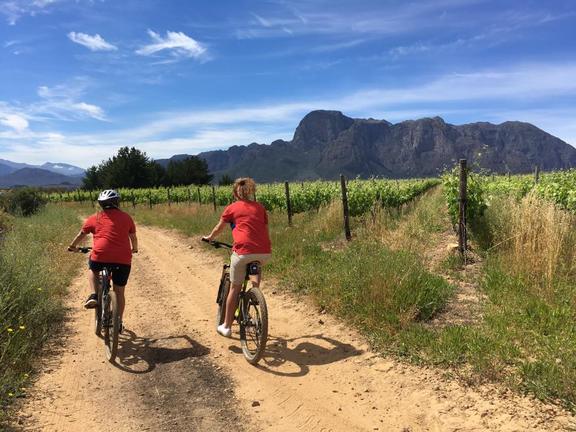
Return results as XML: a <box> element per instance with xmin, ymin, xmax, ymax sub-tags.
<box><xmin>204</xmin><ymin>218</ymin><xmax>227</xmax><ymax>241</ymax></box>
<box><xmin>68</xmin><ymin>230</ymin><xmax>87</xmax><ymax>251</ymax></box>
<box><xmin>129</xmin><ymin>232</ymin><xmax>138</xmax><ymax>253</ymax></box>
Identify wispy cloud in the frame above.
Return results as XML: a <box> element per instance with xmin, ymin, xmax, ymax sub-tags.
<box><xmin>0</xmin><ymin>112</ymin><xmax>29</xmax><ymax>132</ymax></box>
<box><xmin>68</xmin><ymin>32</ymin><xmax>118</xmax><ymax>51</ymax></box>
<box><xmin>136</xmin><ymin>30</ymin><xmax>208</xmax><ymax>61</ymax></box>
<box><xmin>0</xmin><ymin>0</ymin><xmax>64</xmax><ymax>25</ymax></box>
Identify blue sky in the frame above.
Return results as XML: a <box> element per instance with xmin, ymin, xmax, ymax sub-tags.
<box><xmin>0</xmin><ymin>0</ymin><xmax>575</xmax><ymax>168</ymax></box>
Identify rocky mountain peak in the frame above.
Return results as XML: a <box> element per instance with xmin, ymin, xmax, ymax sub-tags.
<box><xmin>292</xmin><ymin>110</ymin><xmax>355</xmax><ymax>145</ymax></box>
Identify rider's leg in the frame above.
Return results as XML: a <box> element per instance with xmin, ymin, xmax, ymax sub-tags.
<box><xmin>113</xmin><ymin>284</ymin><xmax>126</xmax><ymax>319</ymax></box>
<box><xmin>249</xmin><ymin>273</ymin><xmax>261</xmax><ymax>288</ymax></box>
<box><xmin>88</xmin><ymin>270</ymin><xmax>99</xmax><ymax>294</ymax></box>
<box><xmin>224</xmin><ymin>282</ymin><xmax>242</xmax><ymax>328</ymax></box>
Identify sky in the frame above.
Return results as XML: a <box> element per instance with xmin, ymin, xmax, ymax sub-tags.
<box><xmin>0</xmin><ymin>0</ymin><xmax>575</xmax><ymax>168</ymax></box>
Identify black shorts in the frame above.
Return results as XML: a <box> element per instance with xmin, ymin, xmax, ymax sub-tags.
<box><xmin>88</xmin><ymin>259</ymin><xmax>131</xmax><ymax>286</ymax></box>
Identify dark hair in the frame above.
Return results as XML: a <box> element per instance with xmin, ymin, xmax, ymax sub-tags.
<box><xmin>98</xmin><ymin>197</ymin><xmax>119</xmax><ymax>209</ymax></box>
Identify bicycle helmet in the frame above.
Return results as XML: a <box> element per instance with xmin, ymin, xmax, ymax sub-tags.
<box><xmin>97</xmin><ymin>189</ymin><xmax>120</xmax><ymax>209</ymax></box>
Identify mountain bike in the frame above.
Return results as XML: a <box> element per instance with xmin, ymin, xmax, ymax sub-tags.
<box><xmin>202</xmin><ymin>239</ymin><xmax>268</xmax><ymax>365</ymax></box>
<box><xmin>73</xmin><ymin>247</ymin><xmax>120</xmax><ymax>363</ymax></box>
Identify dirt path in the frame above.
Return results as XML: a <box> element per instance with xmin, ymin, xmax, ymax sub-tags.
<box><xmin>15</xmin><ymin>225</ymin><xmax>574</xmax><ymax>431</ymax></box>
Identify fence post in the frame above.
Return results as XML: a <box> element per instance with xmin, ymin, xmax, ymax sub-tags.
<box><xmin>187</xmin><ymin>188</ymin><xmax>191</xmax><ymax>205</ymax></box>
<box><xmin>148</xmin><ymin>192</ymin><xmax>152</xmax><ymax>209</ymax></box>
<box><xmin>458</xmin><ymin>159</ymin><xmax>468</xmax><ymax>260</ymax></box>
<box><xmin>212</xmin><ymin>185</ymin><xmax>217</xmax><ymax>212</ymax></box>
<box><xmin>167</xmin><ymin>188</ymin><xmax>171</xmax><ymax>207</ymax></box>
<box><xmin>284</xmin><ymin>181</ymin><xmax>292</xmax><ymax>226</ymax></box>
<box><xmin>534</xmin><ymin>165</ymin><xmax>540</xmax><ymax>184</ymax></box>
<box><xmin>131</xmin><ymin>192</ymin><xmax>136</xmax><ymax>208</ymax></box>
<box><xmin>340</xmin><ymin>174</ymin><xmax>352</xmax><ymax>241</ymax></box>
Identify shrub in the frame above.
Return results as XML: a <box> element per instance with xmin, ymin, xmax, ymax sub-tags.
<box><xmin>0</xmin><ymin>188</ymin><xmax>47</xmax><ymax>216</ymax></box>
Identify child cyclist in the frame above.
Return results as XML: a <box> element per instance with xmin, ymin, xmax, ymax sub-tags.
<box><xmin>68</xmin><ymin>189</ymin><xmax>138</xmax><ymax>333</ymax></box>
<box><xmin>203</xmin><ymin>178</ymin><xmax>272</xmax><ymax>338</ymax></box>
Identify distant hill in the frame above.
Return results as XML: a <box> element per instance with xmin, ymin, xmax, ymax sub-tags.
<box><xmin>160</xmin><ymin>111</ymin><xmax>576</xmax><ymax>182</ymax></box>
<box><xmin>0</xmin><ymin>168</ymin><xmax>83</xmax><ymax>188</ymax></box>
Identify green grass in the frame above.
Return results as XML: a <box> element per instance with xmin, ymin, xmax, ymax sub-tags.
<box><xmin>0</xmin><ymin>206</ymin><xmax>81</xmax><ymax>423</ymax></box>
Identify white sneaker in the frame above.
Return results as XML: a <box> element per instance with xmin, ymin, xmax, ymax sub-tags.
<box><xmin>217</xmin><ymin>324</ymin><xmax>232</xmax><ymax>338</ymax></box>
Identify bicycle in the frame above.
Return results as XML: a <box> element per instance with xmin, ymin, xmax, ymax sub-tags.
<box><xmin>72</xmin><ymin>247</ymin><xmax>120</xmax><ymax>363</ymax></box>
<box><xmin>202</xmin><ymin>239</ymin><xmax>269</xmax><ymax>365</ymax></box>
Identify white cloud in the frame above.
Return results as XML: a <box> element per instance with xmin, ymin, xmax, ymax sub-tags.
<box><xmin>68</xmin><ymin>32</ymin><xmax>118</xmax><ymax>51</ymax></box>
<box><xmin>0</xmin><ymin>113</ymin><xmax>29</xmax><ymax>132</ymax></box>
<box><xmin>136</xmin><ymin>30</ymin><xmax>207</xmax><ymax>60</ymax></box>
<box><xmin>0</xmin><ymin>0</ymin><xmax>64</xmax><ymax>25</ymax></box>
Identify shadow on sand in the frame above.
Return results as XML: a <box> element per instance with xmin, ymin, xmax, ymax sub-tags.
<box><xmin>113</xmin><ymin>329</ymin><xmax>210</xmax><ymax>374</ymax></box>
<box><xmin>229</xmin><ymin>333</ymin><xmax>362</xmax><ymax>377</ymax></box>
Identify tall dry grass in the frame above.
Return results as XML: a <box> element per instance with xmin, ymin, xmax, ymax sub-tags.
<box><xmin>486</xmin><ymin>193</ymin><xmax>576</xmax><ymax>296</ymax></box>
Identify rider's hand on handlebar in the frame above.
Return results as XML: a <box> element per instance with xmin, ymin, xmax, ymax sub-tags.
<box><xmin>132</xmin><ymin>248</ymin><xmax>139</xmax><ymax>253</ymax></box>
<box><xmin>68</xmin><ymin>245</ymin><xmax>78</xmax><ymax>252</ymax></box>
<box><xmin>201</xmin><ymin>235</ymin><xmax>212</xmax><ymax>243</ymax></box>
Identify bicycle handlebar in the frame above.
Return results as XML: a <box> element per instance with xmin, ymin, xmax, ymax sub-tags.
<box><xmin>201</xmin><ymin>238</ymin><xmax>233</xmax><ymax>249</ymax></box>
<box><xmin>68</xmin><ymin>246</ymin><xmax>92</xmax><ymax>254</ymax></box>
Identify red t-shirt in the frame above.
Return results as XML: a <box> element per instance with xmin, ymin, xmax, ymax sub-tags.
<box><xmin>82</xmin><ymin>209</ymin><xmax>136</xmax><ymax>265</ymax></box>
<box><xmin>221</xmin><ymin>200</ymin><xmax>271</xmax><ymax>255</ymax></box>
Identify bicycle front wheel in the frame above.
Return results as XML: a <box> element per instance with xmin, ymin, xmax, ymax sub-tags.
<box><xmin>240</xmin><ymin>287</ymin><xmax>268</xmax><ymax>365</ymax></box>
<box><xmin>103</xmin><ymin>291</ymin><xmax>120</xmax><ymax>363</ymax></box>
<box><xmin>94</xmin><ymin>285</ymin><xmax>103</xmax><ymax>337</ymax></box>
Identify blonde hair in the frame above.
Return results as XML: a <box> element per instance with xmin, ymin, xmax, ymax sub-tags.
<box><xmin>233</xmin><ymin>177</ymin><xmax>256</xmax><ymax>201</ymax></box>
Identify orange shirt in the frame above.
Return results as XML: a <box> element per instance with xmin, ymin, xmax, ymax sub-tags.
<box><xmin>221</xmin><ymin>200</ymin><xmax>271</xmax><ymax>255</ymax></box>
<box><xmin>82</xmin><ymin>209</ymin><xmax>136</xmax><ymax>265</ymax></box>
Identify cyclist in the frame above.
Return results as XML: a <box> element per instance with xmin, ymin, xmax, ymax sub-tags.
<box><xmin>68</xmin><ymin>189</ymin><xmax>138</xmax><ymax>332</ymax></box>
<box><xmin>203</xmin><ymin>177</ymin><xmax>272</xmax><ymax>338</ymax></box>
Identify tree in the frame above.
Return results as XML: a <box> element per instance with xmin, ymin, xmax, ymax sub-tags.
<box><xmin>219</xmin><ymin>174</ymin><xmax>234</xmax><ymax>186</ymax></box>
<box><xmin>165</xmin><ymin>156</ymin><xmax>213</xmax><ymax>186</ymax></box>
<box><xmin>82</xmin><ymin>166</ymin><xmax>102</xmax><ymax>190</ymax></box>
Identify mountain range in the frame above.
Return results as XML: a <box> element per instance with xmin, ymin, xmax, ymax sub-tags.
<box><xmin>0</xmin><ymin>160</ymin><xmax>84</xmax><ymax>188</ymax></box>
<box><xmin>3</xmin><ymin>110</ymin><xmax>576</xmax><ymax>187</ymax></box>
<box><xmin>160</xmin><ymin>110</ymin><xmax>576</xmax><ymax>182</ymax></box>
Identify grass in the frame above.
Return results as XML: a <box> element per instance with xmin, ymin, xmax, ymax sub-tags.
<box><xmin>0</xmin><ymin>206</ymin><xmax>81</xmax><ymax>423</ymax></box>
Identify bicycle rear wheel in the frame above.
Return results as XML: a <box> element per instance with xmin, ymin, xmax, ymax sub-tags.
<box><xmin>240</xmin><ymin>287</ymin><xmax>268</xmax><ymax>365</ymax></box>
<box><xmin>103</xmin><ymin>291</ymin><xmax>120</xmax><ymax>363</ymax></box>
<box><xmin>216</xmin><ymin>275</ymin><xmax>230</xmax><ymax>327</ymax></box>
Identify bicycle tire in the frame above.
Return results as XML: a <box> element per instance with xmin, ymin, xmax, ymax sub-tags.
<box><xmin>104</xmin><ymin>291</ymin><xmax>120</xmax><ymax>363</ymax></box>
<box><xmin>94</xmin><ymin>284</ymin><xmax>103</xmax><ymax>337</ymax></box>
<box><xmin>216</xmin><ymin>275</ymin><xmax>230</xmax><ymax>327</ymax></box>
<box><xmin>240</xmin><ymin>287</ymin><xmax>268</xmax><ymax>365</ymax></box>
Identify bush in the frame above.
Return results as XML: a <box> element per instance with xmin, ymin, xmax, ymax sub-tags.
<box><xmin>0</xmin><ymin>188</ymin><xmax>47</xmax><ymax>216</ymax></box>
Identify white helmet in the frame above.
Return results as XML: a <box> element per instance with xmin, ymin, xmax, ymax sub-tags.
<box><xmin>98</xmin><ymin>189</ymin><xmax>120</xmax><ymax>201</ymax></box>
<box><xmin>97</xmin><ymin>189</ymin><xmax>120</xmax><ymax>209</ymax></box>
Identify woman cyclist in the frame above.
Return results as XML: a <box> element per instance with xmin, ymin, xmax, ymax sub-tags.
<box><xmin>203</xmin><ymin>178</ymin><xmax>272</xmax><ymax>338</ymax></box>
<box><xmin>68</xmin><ymin>189</ymin><xmax>138</xmax><ymax>333</ymax></box>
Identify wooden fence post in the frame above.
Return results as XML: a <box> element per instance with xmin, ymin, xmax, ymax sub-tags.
<box><xmin>284</xmin><ymin>181</ymin><xmax>292</xmax><ymax>226</ymax></box>
<box><xmin>458</xmin><ymin>159</ymin><xmax>468</xmax><ymax>260</ymax></box>
<box><xmin>197</xmin><ymin>187</ymin><xmax>201</xmax><ymax>204</ymax></box>
<box><xmin>534</xmin><ymin>165</ymin><xmax>540</xmax><ymax>184</ymax></box>
<box><xmin>212</xmin><ymin>185</ymin><xmax>217</xmax><ymax>212</ymax></box>
<box><xmin>131</xmin><ymin>192</ymin><xmax>136</xmax><ymax>208</ymax></box>
<box><xmin>340</xmin><ymin>174</ymin><xmax>352</xmax><ymax>241</ymax></box>
<box><xmin>167</xmin><ymin>188</ymin><xmax>171</xmax><ymax>207</ymax></box>
<box><xmin>148</xmin><ymin>192</ymin><xmax>152</xmax><ymax>209</ymax></box>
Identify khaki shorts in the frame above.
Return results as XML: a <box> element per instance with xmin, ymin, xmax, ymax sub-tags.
<box><xmin>230</xmin><ymin>252</ymin><xmax>271</xmax><ymax>285</ymax></box>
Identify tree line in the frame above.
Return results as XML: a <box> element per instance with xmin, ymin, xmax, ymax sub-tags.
<box><xmin>82</xmin><ymin>147</ymin><xmax>213</xmax><ymax>190</ymax></box>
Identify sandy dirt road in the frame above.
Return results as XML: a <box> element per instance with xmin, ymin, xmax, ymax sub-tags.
<box><xmin>14</xmin><ymin>225</ymin><xmax>574</xmax><ymax>431</ymax></box>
